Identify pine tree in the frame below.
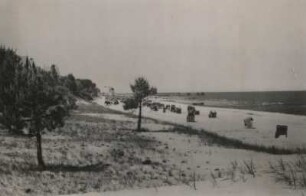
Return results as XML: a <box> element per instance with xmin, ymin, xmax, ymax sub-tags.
<box><xmin>0</xmin><ymin>48</ymin><xmax>74</xmax><ymax>169</ymax></box>
<box><xmin>130</xmin><ymin>77</ymin><xmax>157</xmax><ymax>131</ymax></box>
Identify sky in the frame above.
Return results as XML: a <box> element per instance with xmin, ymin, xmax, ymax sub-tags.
<box><xmin>0</xmin><ymin>0</ymin><xmax>305</xmax><ymax>93</ymax></box>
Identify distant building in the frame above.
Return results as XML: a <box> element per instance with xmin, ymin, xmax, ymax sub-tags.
<box><xmin>109</xmin><ymin>87</ymin><xmax>115</xmax><ymax>97</ymax></box>
<box><xmin>103</xmin><ymin>86</ymin><xmax>115</xmax><ymax>99</ymax></box>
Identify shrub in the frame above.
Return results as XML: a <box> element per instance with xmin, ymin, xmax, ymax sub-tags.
<box><xmin>123</xmin><ymin>98</ymin><xmax>138</xmax><ymax>110</ymax></box>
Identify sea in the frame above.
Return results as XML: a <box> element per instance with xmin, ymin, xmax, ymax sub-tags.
<box><xmin>157</xmin><ymin>91</ymin><xmax>306</xmax><ymax>116</ymax></box>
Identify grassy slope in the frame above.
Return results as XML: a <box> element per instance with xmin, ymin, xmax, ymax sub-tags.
<box><xmin>0</xmin><ymin>104</ymin><xmax>200</xmax><ymax>196</ymax></box>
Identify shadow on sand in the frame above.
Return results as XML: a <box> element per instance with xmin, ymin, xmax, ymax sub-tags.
<box><xmin>31</xmin><ymin>162</ymin><xmax>111</xmax><ymax>172</ymax></box>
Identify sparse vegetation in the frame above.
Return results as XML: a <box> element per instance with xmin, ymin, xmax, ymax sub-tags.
<box><xmin>242</xmin><ymin>159</ymin><xmax>256</xmax><ymax>177</ymax></box>
<box><xmin>0</xmin><ymin>104</ymin><xmax>204</xmax><ymax>195</ymax></box>
<box><xmin>170</xmin><ymin>125</ymin><xmax>306</xmax><ymax>155</ymax></box>
<box><xmin>269</xmin><ymin>156</ymin><xmax>306</xmax><ymax>188</ymax></box>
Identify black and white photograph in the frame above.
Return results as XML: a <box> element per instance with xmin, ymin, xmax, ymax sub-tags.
<box><xmin>0</xmin><ymin>0</ymin><xmax>306</xmax><ymax>195</ymax></box>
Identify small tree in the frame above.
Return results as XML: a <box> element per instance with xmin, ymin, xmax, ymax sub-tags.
<box><xmin>130</xmin><ymin>77</ymin><xmax>157</xmax><ymax>131</ymax></box>
<box><xmin>0</xmin><ymin>49</ymin><xmax>73</xmax><ymax>169</ymax></box>
<box><xmin>19</xmin><ymin>63</ymin><xmax>72</xmax><ymax>170</ymax></box>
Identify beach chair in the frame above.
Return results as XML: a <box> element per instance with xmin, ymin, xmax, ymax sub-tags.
<box><xmin>170</xmin><ymin>105</ymin><xmax>176</xmax><ymax>112</ymax></box>
<box><xmin>243</xmin><ymin>117</ymin><xmax>253</xmax><ymax>128</ymax></box>
<box><xmin>186</xmin><ymin>107</ymin><xmax>195</xmax><ymax>122</ymax></box>
<box><xmin>275</xmin><ymin>125</ymin><xmax>288</xmax><ymax>138</ymax></box>
<box><xmin>175</xmin><ymin>107</ymin><xmax>182</xmax><ymax>114</ymax></box>
<box><xmin>165</xmin><ymin>105</ymin><xmax>171</xmax><ymax>110</ymax></box>
<box><xmin>151</xmin><ymin>105</ymin><xmax>158</xmax><ymax>111</ymax></box>
<box><xmin>186</xmin><ymin>113</ymin><xmax>195</xmax><ymax>122</ymax></box>
<box><xmin>209</xmin><ymin>111</ymin><xmax>217</xmax><ymax>118</ymax></box>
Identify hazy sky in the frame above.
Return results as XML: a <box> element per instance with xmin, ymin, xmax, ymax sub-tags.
<box><xmin>0</xmin><ymin>0</ymin><xmax>305</xmax><ymax>93</ymax></box>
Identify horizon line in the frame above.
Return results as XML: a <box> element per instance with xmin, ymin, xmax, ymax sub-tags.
<box><xmin>114</xmin><ymin>89</ymin><xmax>306</xmax><ymax>94</ymax></box>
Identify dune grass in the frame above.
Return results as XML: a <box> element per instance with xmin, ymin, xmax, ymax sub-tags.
<box><xmin>170</xmin><ymin>125</ymin><xmax>306</xmax><ymax>155</ymax></box>
<box><xmin>269</xmin><ymin>156</ymin><xmax>306</xmax><ymax>188</ymax></box>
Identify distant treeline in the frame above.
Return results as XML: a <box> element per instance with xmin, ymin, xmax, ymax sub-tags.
<box><xmin>0</xmin><ymin>46</ymin><xmax>100</xmax><ymax>133</ymax></box>
<box><xmin>0</xmin><ymin>47</ymin><xmax>100</xmax><ymax>100</ymax></box>
<box><xmin>62</xmin><ymin>74</ymin><xmax>100</xmax><ymax>101</ymax></box>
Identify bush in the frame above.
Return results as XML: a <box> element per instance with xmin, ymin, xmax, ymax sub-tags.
<box><xmin>123</xmin><ymin>98</ymin><xmax>138</xmax><ymax>110</ymax></box>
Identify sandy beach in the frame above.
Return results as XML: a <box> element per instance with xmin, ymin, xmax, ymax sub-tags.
<box><xmin>95</xmin><ymin>96</ymin><xmax>306</xmax><ymax>150</ymax></box>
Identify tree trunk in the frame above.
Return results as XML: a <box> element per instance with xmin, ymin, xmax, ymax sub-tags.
<box><xmin>137</xmin><ymin>100</ymin><xmax>142</xmax><ymax>131</ymax></box>
<box><xmin>36</xmin><ymin>131</ymin><xmax>45</xmax><ymax>170</ymax></box>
